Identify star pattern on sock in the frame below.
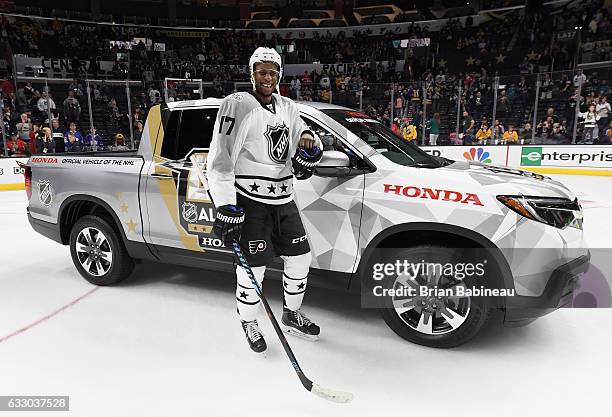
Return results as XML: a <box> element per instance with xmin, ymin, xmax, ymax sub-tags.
<box><xmin>239</xmin><ymin>291</ymin><xmax>248</xmax><ymax>299</ymax></box>
<box><xmin>267</xmin><ymin>184</ymin><xmax>276</xmax><ymax>194</ymax></box>
<box><xmin>280</xmin><ymin>183</ymin><xmax>288</xmax><ymax>193</ymax></box>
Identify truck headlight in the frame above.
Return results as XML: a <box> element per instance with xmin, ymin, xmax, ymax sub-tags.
<box><xmin>497</xmin><ymin>196</ymin><xmax>583</xmax><ymax>230</ymax></box>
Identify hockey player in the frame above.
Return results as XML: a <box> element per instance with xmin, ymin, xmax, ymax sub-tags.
<box><xmin>207</xmin><ymin>47</ymin><xmax>323</xmax><ymax>353</ymax></box>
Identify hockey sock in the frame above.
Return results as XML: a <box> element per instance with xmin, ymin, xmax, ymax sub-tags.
<box><xmin>281</xmin><ymin>253</ymin><xmax>311</xmax><ymax>310</ymax></box>
<box><xmin>236</xmin><ymin>265</ymin><xmax>265</xmax><ymax>321</ymax></box>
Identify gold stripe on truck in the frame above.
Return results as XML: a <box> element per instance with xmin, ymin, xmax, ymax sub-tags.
<box><xmin>147</xmin><ymin>105</ymin><xmax>164</xmax><ymax>160</ymax></box>
<box><xmin>149</xmin><ymin>105</ymin><xmax>202</xmax><ymax>252</ymax></box>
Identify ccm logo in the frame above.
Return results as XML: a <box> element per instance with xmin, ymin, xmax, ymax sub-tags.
<box><xmin>291</xmin><ymin>235</ymin><xmax>307</xmax><ymax>244</ymax></box>
<box><xmin>383</xmin><ymin>184</ymin><xmax>484</xmax><ymax>206</ymax></box>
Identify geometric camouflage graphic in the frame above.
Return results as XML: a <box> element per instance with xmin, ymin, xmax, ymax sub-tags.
<box><xmin>294</xmin><ymin>171</ymin><xmax>364</xmax><ymax>274</ymax></box>
<box><xmin>355</xmin><ymin>159</ymin><xmax>583</xmax><ymax>297</ymax></box>
<box><xmin>275</xmin><ymin>138</ymin><xmax>581</xmax><ymax>299</ymax></box>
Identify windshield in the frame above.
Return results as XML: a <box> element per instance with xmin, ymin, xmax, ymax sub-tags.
<box><xmin>322</xmin><ymin>109</ymin><xmax>440</xmax><ymax>167</ymax></box>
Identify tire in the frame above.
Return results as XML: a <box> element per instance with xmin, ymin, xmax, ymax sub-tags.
<box><xmin>69</xmin><ymin>215</ymin><xmax>135</xmax><ymax>286</ymax></box>
<box><xmin>378</xmin><ymin>245</ymin><xmax>492</xmax><ymax>348</ymax></box>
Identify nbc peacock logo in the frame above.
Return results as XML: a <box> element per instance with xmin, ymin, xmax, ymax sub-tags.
<box><xmin>463</xmin><ymin>147</ymin><xmax>492</xmax><ymax>164</ymax></box>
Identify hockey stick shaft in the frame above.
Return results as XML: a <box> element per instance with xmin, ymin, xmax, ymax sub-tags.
<box><xmin>189</xmin><ymin>154</ymin><xmax>353</xmax><ymax>403</ymax></box>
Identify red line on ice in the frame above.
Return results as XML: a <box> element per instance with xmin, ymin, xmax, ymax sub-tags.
<box><xmin>0</xmin><ymin>287</ymin><xmax>100</xmax><ymax>344</ymax></box>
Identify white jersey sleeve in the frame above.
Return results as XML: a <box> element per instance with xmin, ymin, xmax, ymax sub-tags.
<box><xmin>207</xmin><ymin>94</ymin><xmax>252</xmax><ymax>208</ymax></box>
<box><xmin>282</xmin><ymin>98</ymin><xmax>322</xmax><ymax>177</ymax></box>
<box><xmin>287</xmin><ymin>98</ymin><xmax>322</xmax><ymax>154</ymax></box>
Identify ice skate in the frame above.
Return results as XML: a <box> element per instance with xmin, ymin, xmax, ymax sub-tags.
<box><xmin>241</xmin><ymin>320</ymin><xmax>267</xmax><ymax>353</ymax></box>
<box><xmin>281</xmin><ymin>308</ymin><xmax>320</xmax><ymax>341</ymax></box>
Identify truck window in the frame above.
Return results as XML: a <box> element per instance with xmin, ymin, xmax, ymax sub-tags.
<box><xmin>321</xmin><ymin>109</ymin><xmax>439</xmax><ymax>167</ymax></box>
<box><xmin>160</xmin><ymin>111</ymin><xmax>179</xmax><ymax>160</ymax></box>
<box><xmin>301</xmin><ymin>114</ymin><xmax>368</xmax><ymax>170</ymax></box>
<box><xmin>162</xmin><ymin>108</ymin><xmax>218</xmax><ymax>160</ymax></box>
<box><xmin>177</xmin><ymin>108</ymin><xmax>218</xmax><ymax>160</ymax></box>
<box><xmin>300</xmin><ymin>115</ymin><xmax>344</xmax><ymax>152</ymax></box>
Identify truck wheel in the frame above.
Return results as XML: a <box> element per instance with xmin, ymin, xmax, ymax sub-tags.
<box><xmin>69</xmin><ymin>215</ymin><xmax>135</xmax><ymax>285</ymax></box>
<box><xmin>379</xmin><ymin>245</ymin><xmax>492</xmax><ymax>348</ymax></box>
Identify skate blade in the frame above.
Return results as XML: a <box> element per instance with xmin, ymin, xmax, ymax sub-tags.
<box><xmin>248</xmin><ymin>347</ymin><xmax>267</xmax><ymax>357</ymax></box>
<box><xmin>282</xmin><ymin>325</ymin><xmax>319</xmax><ymax>341</ymax></box>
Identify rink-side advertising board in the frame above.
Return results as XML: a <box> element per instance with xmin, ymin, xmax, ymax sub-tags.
<box><xmin>2</xmin><ymin>145</ymin><xmax>611</xmax><ymax>192</ymax></box>
<box><xmin>511</xmin><ymin>146</ymin><xmax>612</xmax><ymax>169</ymax></box>
<box><xmin>422</xmin><ymin>145</ymin><xmax>509</xmax><ymax>166</ymax></box>
<box><xmin>0</xmin><ymin>158</ymin><xmax>28</xmax><ymax>190</ymax></box>
<box><xmin>421</xmin><ymin>145</ymin><xmax>612</xmax><ymax>176</ymax></box>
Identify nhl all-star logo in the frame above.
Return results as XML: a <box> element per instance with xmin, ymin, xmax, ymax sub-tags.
<box><xmin>38</xmin><ymin>180</ymin><xmax>53</xmax><ymax>207</ymax></box>
<box><xmin>265</xmin><ymin>123</ymin><xmax>290</xmax><ymax>164</ymax></box>
<box><xmin>181</xmin><ymin>202</ymin><xmax>198</xmax><ymax>224</ymax></box>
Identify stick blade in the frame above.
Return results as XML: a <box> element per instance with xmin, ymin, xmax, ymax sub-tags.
<box><xmin>311</xmin><ymin>383</ymin><xmax>354</xmax><ymax>403</ymax></box>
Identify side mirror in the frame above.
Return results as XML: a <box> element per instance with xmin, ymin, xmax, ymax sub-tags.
<box><xmin>315</xmin><ymin>150</ymin><xmax>364</xmax><ymax>178</ymax></box>
<box><xmin>318</xmin><ymin>150</ymin><xmax>350</xmax><ymax>168</ymax></box>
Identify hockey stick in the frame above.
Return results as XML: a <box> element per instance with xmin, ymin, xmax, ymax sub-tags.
<box><xmin>189</xmin><ymin>154</ymin><xmax>353</xmax><ymax>404</ymax></box>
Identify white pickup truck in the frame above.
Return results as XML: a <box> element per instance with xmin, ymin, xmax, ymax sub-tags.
<box><xmin>24</xmin><ymin>98</ymin><xmax>589</xmax><ymax>347</ymax></box>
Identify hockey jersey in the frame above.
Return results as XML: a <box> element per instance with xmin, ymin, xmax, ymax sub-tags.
<box><xmin>207</xmin><ymin>91</ymin><xmax>320</xmax><ymax>207</ymax></box>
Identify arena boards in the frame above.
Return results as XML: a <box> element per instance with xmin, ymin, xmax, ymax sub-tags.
<box><xmin>2</xmin><ymin>145</ymin><xmax>611</xmax><ymax>192</ymax></box>
<box><xmin>421</xmin><ymin>145</ymin><xmax>612</xmax><ymax>177</ymax></box>
<box><xmin>0</xmin><ymin>158</ymin><xmax>27</xmax><ymax>190</ymax></box>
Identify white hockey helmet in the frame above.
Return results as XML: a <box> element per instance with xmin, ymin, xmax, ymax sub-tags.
<box><xmin>249</xmin><ymin>47</ymin><xmax>283</xmax><ymax>91</ymax></box>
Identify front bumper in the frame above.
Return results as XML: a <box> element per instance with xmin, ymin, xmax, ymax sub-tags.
<box><xmin>503</xmin><ymin>251</ymin><xmax>591</xmax><ymax>326</ymax></box>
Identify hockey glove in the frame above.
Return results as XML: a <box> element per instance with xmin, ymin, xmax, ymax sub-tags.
<box><xmin>292</xmin><ymin>146</ymin><xmax>322</xmax><ymax>180</ymax></box>
<box><xmin>213</xmin><ymin>205</ymin><xmax>245</xmax><ymax>245</ymax></box>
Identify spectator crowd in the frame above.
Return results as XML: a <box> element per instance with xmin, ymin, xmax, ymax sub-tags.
<box><xmin>1</xmin><ymin>0</ymin><xmax>611</xmax><ymax>156</ymax></box>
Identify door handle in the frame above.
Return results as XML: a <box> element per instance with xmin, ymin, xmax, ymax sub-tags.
<box><xmin>151</xmin><ymin>173</ymin><xmax>173</xmax><ymax>179</ymax></box>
